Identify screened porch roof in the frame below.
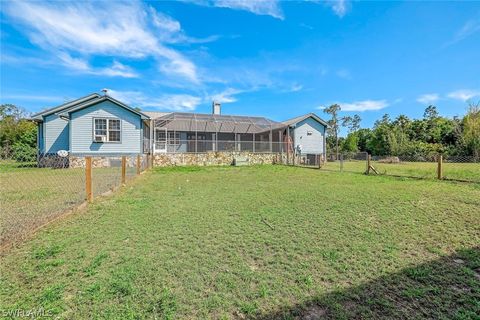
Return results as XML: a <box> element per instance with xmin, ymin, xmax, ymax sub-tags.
<box><xmin>153</xmin><ymin>112</ymin><xmax>286</xmax><ymax>134</ymax></box>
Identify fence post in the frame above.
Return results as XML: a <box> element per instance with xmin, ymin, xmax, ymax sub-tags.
<box><xmin>366</xmin><ymin>154</ymin><xmax>371</xmax><ymax>175</ymax></box>
<box><xmin>85</xmin><ymin>156</ymin><xmax>93</xmax><ymax>202</ymax></box>
<box><xmin>340</xmin><ymin>154</ymin><xmax>344</xmax><ymax>172</ymax></box>
<box><xmin>437</xmin><ymin>154</ymin><xmax>443</xmax><ymax>180</ymax></box>
<box><xmin>136</xmin><ymin>154</ymin><xmax>141</xmax><ymax>175</ymax></box>
<box><xmin>121</xmin><ymin>156</ymin><xmax>126</xmax><ymax>185</ymax></box>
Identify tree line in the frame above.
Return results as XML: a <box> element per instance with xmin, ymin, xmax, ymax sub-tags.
<box><xmin>323</xmin><ymin>102</ymin><xmax>480</xmax><ymax>159</ymax></box>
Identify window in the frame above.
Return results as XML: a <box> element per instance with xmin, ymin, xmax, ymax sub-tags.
<box><xmin>168</xmin><ymin>132</ymin><xmax>180</xmax><ymax>145</ymax></box>
<box><xmin>94</xmin><ymin>118</ymin><xmax>121</xmax><ymax>142</ymax></box>
<box><xmin>108</xmin><ymin>119</ymin><xmax>121</xmax><ymax>142</ymax></box>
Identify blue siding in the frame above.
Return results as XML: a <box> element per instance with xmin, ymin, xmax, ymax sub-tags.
<box><xmin>293</xmin><ymin>117</ymin><xmax>326</xmax><ymax>154</ymax></box>
<box><xmin>38</xmin><ymin>122</ymin><xmax>44</xmax><ymax>153</ymax></box>
<box><xmin>44</xmin><ymin>114</ymin><xmax>69</xmax><ymax>154</ymax></box>
<box><xmin>70</xmin><ymin>100</ymin><xmax>142</xmax><ymax>154</ymax></box>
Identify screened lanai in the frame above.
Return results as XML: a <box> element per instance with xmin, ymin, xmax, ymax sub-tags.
<box><xmin>151</xmin><ymin>112</ymin><xmax>292</xmax><ymax>154</ymax></box>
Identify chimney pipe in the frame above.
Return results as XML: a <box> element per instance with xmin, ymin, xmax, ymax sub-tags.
<box><xmin>212</xmin><ymin>101</ymin><xmax>221</xmax><ymax>115</ymax></box>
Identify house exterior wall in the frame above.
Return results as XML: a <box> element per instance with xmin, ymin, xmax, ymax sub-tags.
<box><xmin>292</xmin><ymin>117</ymin><xmax>325</xmax><ymax>154</ymax></box>
<box><xmin>43</xmin><ymin>113</ymin><xmax>69</xmax><ymax>154</ymax></box>
<box><xmin>70</xmin><ymin>100</ymin><xmax>143</xmax><ymax>155</ymax></box>
<box><xmin>37</xmin><ymin>122</ymin><xmax>44</xmax><ymax>153</ymax></box>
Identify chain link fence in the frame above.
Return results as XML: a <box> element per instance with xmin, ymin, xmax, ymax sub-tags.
<box><xmin>442</xmin><ymin>155</ymin><xmax>480</xmax><ymax>183</ymax></box>
<box><xmin>320</xmin><ymin>152</ymin><xmax>479</xmax><ymax>183</ymax></box>
<box><xmin>275</xmin><ymin>153</ymin><xmax>323</xmax><ymax>168</ymax></box>
<box><xmin>0</xmin><ymin>151</ymin><xmax>150</xmax><ymax>246</ymax></box>
<box><xmin>320</xmin><ymin>152</ymin><xmax>369</xmax><ymax>174</ymax></box>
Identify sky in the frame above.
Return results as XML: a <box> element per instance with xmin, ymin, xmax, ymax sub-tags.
<box><xmin>1</xmin><ymin>0</ymin><xmax>479</xmax><ymax>133</ymax></box>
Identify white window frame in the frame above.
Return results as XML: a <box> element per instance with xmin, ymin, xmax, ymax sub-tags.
<box><xmin>93</xmin><ymin>118</ymin><xmax>122</xmax><ymax>143</ymax></box>
<box><xmin>168</xmin><ymin>132</ymin><xmax>180</xmax><ymax>146</ymax></box>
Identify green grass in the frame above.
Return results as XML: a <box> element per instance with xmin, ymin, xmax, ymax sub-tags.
<box><xmin>0</xmin><ymin>164</ymin><xmax>137</xmax><ymax>244</ymax></box>
<box><xmin>0</xmin><ymin>166</ymin><xmax>479</xmax><ymax>319</ymax></box>
<box><xmin>323</xmin><ymin>160</ymin><xmax>480</xmax><ymax>182</ymax></box>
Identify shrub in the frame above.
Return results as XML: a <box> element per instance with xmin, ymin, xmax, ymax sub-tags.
<box><xmin>11</xmin><ymin>142</ymin><xmax>37</xmax><ymax>162</ymax></box>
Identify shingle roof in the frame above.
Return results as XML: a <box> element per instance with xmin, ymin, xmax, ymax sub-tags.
<box><xmin>58</xmin><ymin>95</ymin><xmax>150</xmax><ymax>120</ymax></box>
<box><xmin>282</xmin><ymin>113</ymin><xmax>328</xmax><ymax>127</ymax></box>
<box><xmin>31</xmin><ymin>93</ymin><xmax>100</xmax><ymax>120</ymax></box>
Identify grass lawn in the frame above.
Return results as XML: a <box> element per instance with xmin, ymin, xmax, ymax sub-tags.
<box><xmin>323</xmin><ymin>159</ymin><xmax>480</xmax><ymax>182</ymax></box>
<box><xmin>0</xmin><ymin>163</ymin><xmax>137</xmax><ymax>244</ymax></box>
<box><xmin>0</xmin><ymin>166</ymin><xmax>479</xmax><ymax>319</ymax></box>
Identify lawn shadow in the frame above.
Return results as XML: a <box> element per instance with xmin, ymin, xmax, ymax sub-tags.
<box><xmin>257</xmin><ymin>247</ymin><xmax>480</xmax><ymax>319</ymax></box>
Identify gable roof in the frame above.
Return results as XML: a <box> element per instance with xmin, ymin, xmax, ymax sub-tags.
<box><xmin>57</xmin><ymin>95</ymin><xmax>150</xmax><ymax>120</ymax></box>
<box><xmin>31</xmin><ymin>93</ymin><xmax>101</xmax><ymax>120</ymax></box>
<box><xmin>282</xmin><ymin>113</ymin><xmax>328</xmax><ymax>127</ymax></box>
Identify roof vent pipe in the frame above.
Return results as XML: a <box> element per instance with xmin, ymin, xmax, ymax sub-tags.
<box><xmin>212</xmin><ymin>101</ymin><xmax>221</xmax><ymax>115</ymax></box>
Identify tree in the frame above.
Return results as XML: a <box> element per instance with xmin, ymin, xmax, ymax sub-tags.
<box><xmin>341</xmin><ymin>132</ymin><xmax>359</xmax><ymax>153</ymax></box>
<box><xmin>351</xmin><ymin>114</ymin><xmax>361</xmax><ymax>132</ymax></box>
<box><xmin>423</xmin><ymin>105</ymin><xmax>439</xmax><ymax>121</ymax></box>
<box><xmin>462</xmin><ymin>102</ymin><xmax>480</xmax><ymax>159</ymax></box>
<box><xmin>393</xmin><ymin>114</ymin><xmax>410</xmax><ymax>130</ymax></box>
<box><xmin>340</xmin><ymin>114</ymin><xmax>361</xmax><ymax>153</ymax></box>
<box><xmin>341</xmin><ymin>115</ymin><xmax>352</xmax><ymax>132</ymax></box>
<box><xmin>368</xmin><ymin>114</ymin><xmax>392</xmax><ymax>156</ymax></box>
<box><xmin>356</xmin><ymin>128</ymin><xmax>372</xmax><ymax>153</ymax></box>
<box><xmin>323</xmin><ymin>104</ymin><xmax>341</xmax><ymax>158</ymax></box>
<box><xmin>341</xmin><ymin>114</ymin><xmax>361</xmax><ymax>133</ymax></box>
<box><xmin>0</xmin><ymin>104</ymin><xmax>36</xmax><ymax>160</ymax></box>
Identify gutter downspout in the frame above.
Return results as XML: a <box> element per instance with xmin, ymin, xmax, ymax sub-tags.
<box><xmin>150</xmin><ymin>119</ymin><xmax>154</xmax><ymax>155</ymax></box>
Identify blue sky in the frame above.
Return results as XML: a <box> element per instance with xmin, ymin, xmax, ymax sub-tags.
<box><xmin>1</xmin><ymin>0</ymin><xmax>479</xmax><ymax>132</ymax></box>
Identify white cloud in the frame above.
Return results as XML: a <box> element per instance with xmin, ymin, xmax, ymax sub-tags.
<box><xmin>210</xmin><ymin>88</ymin><xmax>245</xmax><ymax>103</ymax></box>
<box><xmin>101</xmin><ymin>61</ymin><xmax>139</xmax><ymax>78</ymax></box>
<box><xmin>446</xmin><ymin>18</ymin><xmax>480</xmax><ymax>46</ymax></box>
<box><xmin>149</xmin><ymin>6</ymin><xmax>220</xmax><ymax>44</ymax></box>
<box><xmin>342</xmin><ymin>100</ymin><xmax>389</xmax><ymax>111</ymax></box>
<box><xmin>447</xmin><ymin>89</ymin><xmax>480</xmax><ymax>101</ymax></box>
<box><xmin>108</xmin><ymin>89</ymin><xmax>202</xmax><ymax>111</ymax></box>
<box><xmin>289</xmin><ymin>84</ymin><xmax>303</xmax><ymax>92</ymax></box>
<box><xmin>324</xmin><ymin>0</ymin><xmax>349</xmax><ymax>18</ymax></box>
<box><xmin>149</xmin><ymin>94</ymin><xmax>202</xmax><ymax>111</ymax></box>
<box><xmin>187</xmin><ymin>0</ymin><xmax>284</xmax><ymax>19</ymax></box>
<box><xmin>3</xmin><ymin>1</ymin><xmax>200</xmax><ymax>81</ymax></box>
<box><xmin>319</xmin><ymin>99</ymin><xmax>389</xmax><ymax>112</ymax></box>
<box><xmin>417</xmin><ymin>93</ymin><xmax>439</xmax><ymax>105</ymax></box>
<box><xmin>214</xmin><ymin>0</ymin><xmax>283</xmax><ymax>19</ymax></box>
<box><xmin>57</xmin><ymin>53</ymin><xmax>138</xmax><ymax>78</ymax></box>
<box><xmin>150</xmin><ymin>8</ymin><xmax>181</xmax><ymax>33</ymax></box>
<box><xmin>336</xmin><ymin>68</ymin><xmax>351</xmax><ymax>79</ymax></box>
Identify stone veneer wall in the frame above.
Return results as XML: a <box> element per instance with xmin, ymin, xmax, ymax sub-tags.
<box><xmin>69</xmin><ymin>155</ymin><xmax>137</xmax><ymax>168</ymax></box>
<box><xmin>153</xmin><ymin>152</ymin><xmax>283</xmax><ymax>167</ymax></box>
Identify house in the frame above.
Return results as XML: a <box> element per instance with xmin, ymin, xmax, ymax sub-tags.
<box><xmin>32</xmin><ymin>92</ymin><xmax>328</xmax><ymax>166</ymax></box>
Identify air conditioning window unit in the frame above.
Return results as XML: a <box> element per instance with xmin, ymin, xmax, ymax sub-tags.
<box><xmin>94</xmin><ymin>135</ymin><xmax>106</xmax><ymax>143</ymax></box>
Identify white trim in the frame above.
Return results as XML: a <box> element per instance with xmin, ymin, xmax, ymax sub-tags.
<box><xmin>92</xmin><ymin>117</ymin><xmax>122</xmax><ymax>143</ymax></box>
<box><xmin>154</xmin><ymin>128</ymin><xmax>167</xmax><ymax>153</ymax></box>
